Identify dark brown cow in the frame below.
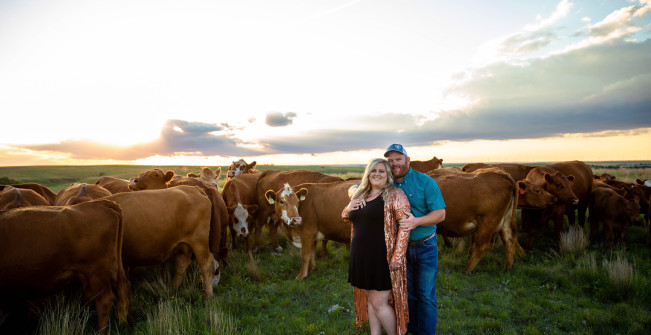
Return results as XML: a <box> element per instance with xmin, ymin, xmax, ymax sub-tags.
<box><xmin>267</xmin><ymin>180</ymin><xmax>357</xmax><ymax>279</ymax></box>
<box><xmin>410</xmin><ymin>156</ymin><xmax>443</xmax><ymax>173</ymax></box>
<box><xmin>427</xmin><ymin>168</ymin><xmax>523</xmax><ymax>273</ymax></box>
<box><xmin>221</xmin><ymin>173</ymin><xmax>260</xmax><ymax>251</ymax></box>
<box><xmin>187</xmin><ymin>167</ymin><xmax>221</xmax><ymax>187</ymax></box>
<box><xmin>128</xmin><ymin>169</ymin><xmax>229</xmax><ymax>267</ymax></box>
<box><xmin>54</xmin><ymin>183</ymin><xmax>112</xmax><ymax>206</ymax></box>
<box><xmin>598</xmin><ymin>175</ymin><xmax>649</xmax><ymax>225</ymax></box>
<box><xmin>0</xmin><ymin>183</ymin><xmax>56</xmax><ymax>205</ymax></box>
<box><xmin>0</xmin><ymin>199</ymin><xmax>130</xmax><ymax>332</ymax></box>
<box><xmin>105</xmin><ymin>186</ymin><xmax>217</xmax><ymax>294</ymax></box>
<box><xmin>254</xmin><ymin>170</ymin><xmax>343</xmax><ymax>253</ymax></box>
<box><xmin>227</xmin><ymin>159</ymin><xmax>260</xmax><ymax>180</ymax></box>
<box><xmin>95</xmin><ymin>176</ymin><xmax>131</xmax><ymax>194</ymax></box>
<box><xmin>521</xmin><ymin>161</ymin><xmax>591</xmax><ymax>251</ymax></box>
<box><xmin>0</xmin><ymin>186</ymin><xmax>50</xmax><ymax>210</ymax></box>
<box><xmin>462</xmin><ymin>163</ymin><xmax>535</xmax><ymax>183</ymax></box>
<box><xmin>589</xmin><ymin>187</ymin><xmax>641</xmax><ymax>249</ymax></box>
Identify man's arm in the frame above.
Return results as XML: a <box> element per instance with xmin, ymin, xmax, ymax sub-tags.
<box><xmin>399</xmin><ymin>208</ymin><xmax>445</xmax><ymax>231</ymax></box>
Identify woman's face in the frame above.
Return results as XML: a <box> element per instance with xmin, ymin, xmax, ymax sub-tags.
<box><xmin>369</xmin><ymin>163</ymin><xmax>388</xmax><ymax>189</ymax></box>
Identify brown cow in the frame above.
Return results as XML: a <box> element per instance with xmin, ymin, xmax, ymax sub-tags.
<box><xmin>0</xmin><ymin>199</ymin><xmax>130</xmax><ymax>332</ymax></box>
<box><xmin>427</xmin><ymin>168</ymin><xmax>523</xmax><ymax>273</ymax></box>
<box><xmin>227</xmin><ymin>159</ymin><xmax>260</xmax><ymax>180</ymax></box>
<box><xmin>410</xmin><ymin>156</ymin><xmax>443</xmax><ymax>173</ymax></box>
<box><xmin>254</xmin><ymin>170</ymin><xmax>343</xmax><ymax>253</ymax></box>
<box><xmin>521</xmin><ymin>161</ymin><xmax>588</xmax><ymax>251</ymax></box>
<box><xmin>95</xmin><ymin>176</ymin><xmax>131</xmax><ymax>194</ymax></box>
<box><xmin>54</xmin><ymin>183</ymin><xmax>112</xmax><ymax>206</ymax></box>
<box><xmin>221</xmin><ymin>173</ymin><xmax>260</xmax><ymax>251</ymax></box>
<box><xmin>598</xmin><ymin>175</ymin><xmax>649</xmax><ymax>225</ymax></box>
<box><xmin>589</xmin><ymin>187</ymin><xmax>641</xmax><ymax>249</ymax></box>
<box><xmin>128</xmin><ymin>169</ymin><xmax>228</xmax><ymax>268</ymax></box>
<box><xmin>105</xmin><ymin>186</ymin><xmax>217</xmax><ymax>294</ymax></box>
<box><xmin>187</xmin><ymin>167</ymin><xmax>221</xmax><ymax>187</ymax></box>
<box><xmin>267</xmin><ymin>180</ymin><xmax>357</xmax><ymax>279</ymax></box>
<box><xmin>0</xmin><ymin>186</ymin><xmax>50</xmax><ymax>210</ymax></box>
<box><xmin>0</xmin><ymin>182</ymin><xmax>56</xmax><ymax>205</ymax></box>
<box><xmin>462</xmin><ymin>163</ymin><xmax>535</xmax><ymax>183</ymax></box>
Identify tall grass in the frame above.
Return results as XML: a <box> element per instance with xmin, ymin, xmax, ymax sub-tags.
<box><xmin>603</xmin><ymin>254</ymin><xmax>636</xmax><ymax>294</ymax></box>
<box><xmin>560</xmin><ymin>225</ymin><xmax>589</xmax><ymax>254</ymax></box>
<box><xmin>37</xmin><ymin>292</ymin><xmax>92</xmax><ymax>335</ymax></box>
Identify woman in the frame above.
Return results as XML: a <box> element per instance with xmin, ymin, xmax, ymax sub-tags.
<box><xmin>342</xmin><ymin>158</ymin><xmax>411</xmax><ymax>335</ymax></box>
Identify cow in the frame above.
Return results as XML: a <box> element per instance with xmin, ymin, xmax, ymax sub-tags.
<box><xmin>54</xmin><ymin>183</ymin><xmax>112</xmax><ymax>206</ymax></box>
<box><xmin>521</xmin><ymin>161</ymin><xmax>592</xmax><ymax>251</ymax></box>
<box><xmin>0</xmin><ymin>199</ymin><xmax>130</xmax><ymax>332</ymax></box>
<box><xmin>462</xmin><ymin>163</ymin><xmax>535</xmax><ymax>183</ymax></box>
<box><xmin>409</xmin><ymin>156</ymin><xmax>443</xmax><ymax>173</ymax></box>
<box><xmin>0</xmin><ymin>182</ymin><xmax>56</xmax><ymax>205</ymax></box>
<box><xmin>227</xmin><ymin>159</ymin><xmax>260</xmax><ymax>181</ymax></box>
<box><xmin>128</xmin><ymin>169</ymin><xmax>228</xmax><ymax>268</ymax></box>
<box><xmin>636</xmin><ymin>178</ymin><xmax>651</xmax><ymax>188</ymax></box>
<box><xmin>95</xmin><ymin>176</ymin><xmax>131</xmax><ymax>194</ymax></box>
<box><xmin>266</xmin><ymin>180</ymin><xmax>357</xmax><ymax>279</ymax></box>
<box><xmin>105</xmin><ymin>186</ymin><xmax>217</xmax><ymax>295</ymax></box>
<box><xmin>187</xmin><ymin>167</ymin><xmax>221</xmax><ymax>187</ymax></box>
<box><xmin>221</xmin><ymin>173</ymin><xmax>260</xmax><ymax>252</ymax></box>
<box><xmin>598</xmin><ymin>175</ymin><xmax>650</xmax><ymax>225</ymax></box>
<box><xmin>589</xmin><ymin>187</ymin><xmax>641</xmax><ymax>249</ymax></box>
<box><xmin>254</xmin><ymin>170</ymin><xmax>343</xmax><ymax>253</ymax></box>
<box><xmin>0</xmin><ymin>186</ymin><xmax>50</xmax><ymax>210</ymax></box>
<box><xmin>427</xmin><ymin>168</ymin><xmax>523</xmax><ymax>273</ymax></box>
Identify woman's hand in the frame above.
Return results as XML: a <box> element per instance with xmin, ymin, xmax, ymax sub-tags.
<box><xmin>345</xmin><ymin>198</ymin><xmax>366</xmax><ymax>213</ymax></box>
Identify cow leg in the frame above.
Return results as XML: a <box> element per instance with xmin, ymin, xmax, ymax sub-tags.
<box><xmin>230</xmin><ymin>224</ymin><xmax>238</xmax><ymax>250</ymax></box>
<box><xmin>171</xmin><ymin>247</ymin><xmax>193</xmax><ymax>291</ymax></box>
<box><xmin>463</xmin><ymin>229</ymin><xmax>493</xmax><ymax>274</ymax></box>
<box><xmin>268</xmin><ymin>214</ymin><xmax>282</xmax><ymax>252</ymax></box>
<box><xmin>319</xmin><ymin>240</ymin><xmax>328</xmax><ymax>258</ymax></box>
<box><xmin>498</xmin><ymin>225</ymin><xmax>516</xmax><ymax>272</ymax></box>
<box><xmin>296</xmin><ymin>234</ymin><xmax>316</xmax><ymax>280</ymax></box>
<box><xmin>187</xmin><ymin>244</ymin><xmax>215</xmax><ymax>298</ymax></box>
<box><xmin>522</xmin><ymin>209</ymin><xmax>537</xmax><ymax>252</ymax></box>
<box><xmin>443</xmin><ymin>235</ymin><xmax>453</xmax><ymax>248</ymax></box>
<box><xmin>588</xmin><ymin>214</ymin><xmax>599</xmax><ymax>244</ymax></box>
<box><xmin>577</xmin><ymin>201</ymin><xmax>588</xmax><ymax>227</ymax></box>
<box><xmin>605</xmin><ymin>221</ymin><xmax>614</xmax><ymax>250</ymax></box>
<box><xmin>252</xmin><ymin>209</ymin><xmax>272</xmax><ymax>252</ymax></box>
<box><xmin>83</xmin><ymin>275</ymin><xmax>115</xmax><ymax>333</ymax></box>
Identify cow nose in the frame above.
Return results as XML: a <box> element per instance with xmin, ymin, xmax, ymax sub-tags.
<box><xmin>240</xmin><ymin>227</ymin><xmax>248</xmax><ymax>237</ymax></box>
<box><xmin>572</xmin><ymin>198</ymin><xmax>579</xmax><ymax>205</ymax></box>
<box><xmin>290</xmin><ymin>217</ymin><xmax>302</xmax><ymax>225</ymax></box>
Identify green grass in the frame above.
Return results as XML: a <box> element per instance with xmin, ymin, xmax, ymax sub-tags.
<box><xmin>1</xmin><ymin>164</ymin><xmax>650</xmax><ymax>334</ymax></box>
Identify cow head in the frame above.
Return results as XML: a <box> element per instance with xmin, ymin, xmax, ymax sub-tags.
<box><xmin>265</xmin><ymin>183</ymin><xmax>308</xmax><ymax>227</ymax></box>
<box><xmin>542</xmin><ymin>172</ymin><xmax>579</xmax><ymax>205</ymax></box>
<box><xmin>517</xmin><ymin>180</ymin><xmax>556</xmax><ymax>209</ymax></box>
<box><xmin>129</xmin><ymin>169</ymin><xmax>175</xmax><ymax>191</ymax></box>
<box><xmin>619</xmin><ymin>197</ymin><xmax>642</xmax><ymax>225</ymax></box>
<box><xmin>188</xmin><ymin>167</ymin><xmax>221</xmax><ymax>187</ymax></box>
<box><xmin>599</xmin><ymin>173</ymin><xmax>616</xmax><ymax>184</ymax></box>
<box><xmin>227</xmin><ymin>203</ymin><xmax>257</xmax><ymax>238</ymax></box>
<box><xmin>227</xmin><ymin>159</ymin><xmax>257</xmax><ymax>179</ymax></box>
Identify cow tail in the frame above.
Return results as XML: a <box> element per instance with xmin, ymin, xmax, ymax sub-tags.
<box><xmin>511</xmin><ymin>183</ymin><xmax>526</xmax><ymax>257</ymax></box>
<box><xmin>112</xmin><ymin>201</ymin><xmax>131</xmax><ymax>325</ymax></box>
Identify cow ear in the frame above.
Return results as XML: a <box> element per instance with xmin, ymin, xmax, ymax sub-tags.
<box><xmin>215</xmin><ymin>167</ymin><xmax>222</xmax><ymax>179</ymax></box>
<box><xmin>518</xmin><ymin>181</ymin><xmax>526</xmax><ymax>195</ymax></box>
<box><xmin>165</xmin><ymin>170</ymin><xmax>175</xmax><ymax>182</ymax></box>
<box><xmin>296</xmin><ymin>188</ymin><xmax>308</xmax><ymax>201</ymax></box>
<box><xmin>249</xmin><ymin>161</ymin><xmax>257</xmax><ymax>169</ymax></box>
<box><xmin>227</xmin><ymin>205</ymin><xmax>236</xmax><ymax>214</ymax></box>
<box><xmin>544</xmin><ymin>173</ymin><xmax>552</xmax><ymax>185</ymax></box>
<box><xmin>567</xmin><ymin>175</ymin><xmax>575</xmax><ymax>184</ymax></box>
<box><xmin>188</xmin><ymin>172</ymin><xmax>199</xmax><ymax>178</ymax></box>
<box><xmin>265</xmin><ymin>190</ymin><xmax>277</xmax><ymax>204</ymax></box>
<box><xmin>248</xmin><ymin>204</ymin><xmax>258</xmax><ymax>215</ymax></box>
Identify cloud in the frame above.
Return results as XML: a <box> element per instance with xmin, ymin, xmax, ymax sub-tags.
<box><xmin>265</xmin><ymin>111</ymin><xmax>297</xmax><ymax>127</ymax></box>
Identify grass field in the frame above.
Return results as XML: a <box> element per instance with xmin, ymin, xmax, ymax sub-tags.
<box><xmin>1</xmin><ymin>163</ymin><xmax>650</xmax><ymax>334</ymax></box>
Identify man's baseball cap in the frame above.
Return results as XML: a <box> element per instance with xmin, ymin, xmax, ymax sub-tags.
<box><xmin>384</xmin><ymin>143</ymin><xmax>408</xmax><ymax>157</ymax></box>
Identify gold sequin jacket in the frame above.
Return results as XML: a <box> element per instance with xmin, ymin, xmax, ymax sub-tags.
<box><xmin>342</xmin><ymin>187</ymin><xmax>411</xmax><ymax>335</ymax></box>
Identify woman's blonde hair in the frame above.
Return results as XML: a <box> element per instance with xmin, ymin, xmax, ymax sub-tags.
<box><xmin>352</xmin><ymin>158</ymin><xmax>395</xmax><ymax>201</ymax></box>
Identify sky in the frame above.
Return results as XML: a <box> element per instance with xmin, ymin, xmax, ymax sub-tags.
<box><xmin>0</xmin><ymin>0</ymin><xmax>650</xmax><ymax>166</ymax></box>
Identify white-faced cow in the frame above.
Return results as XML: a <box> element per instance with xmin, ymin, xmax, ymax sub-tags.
<box><xmin>227</xmin><ymin>159</ymin><xmax>260</xmax><ymax>181</ymax></box>
<box><xmin>221</xmin><ymin>173</ymin><xmax>260</xmax><ymax>252</ymax></box>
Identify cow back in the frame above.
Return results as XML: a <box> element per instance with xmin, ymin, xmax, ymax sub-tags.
<box><xmin>55</xmin><ymin>183</ymin><xmax>112</xmax><ymax>206</ymax></box>
<box><xmin>463</xmin><ymin>163</ymin><xmax>534</xmax><ymax>182</ymax></box>
<box><xmin>410</xmin><ymin>156</ymin><xmax>443</xmax><ymax>173</ymax></box>
<box><xmin>0</xmin><ymin>183</ymin><xmax>56</xmax><ymax>205</ymax></box>
<box><xmin>0</xmin><ymin>187</ymin><xmax>50</xmax><ymax>210</ymax></box>
<box><xmin>95</xmin><ymin>176</ymin><xmax>131</xmax><ymax>194</ymax></box>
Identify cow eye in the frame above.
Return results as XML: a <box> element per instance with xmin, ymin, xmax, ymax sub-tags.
<box><xmin>280</xmin><ymin>200</ymin><xmax>286</xmax><ymax>205</ymax></box>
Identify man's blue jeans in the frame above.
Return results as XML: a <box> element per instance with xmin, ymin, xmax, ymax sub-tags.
<box><xmin>406</xmin><ymin>234</ymin><xmax>438</xmax><ymax>335</ymax></box>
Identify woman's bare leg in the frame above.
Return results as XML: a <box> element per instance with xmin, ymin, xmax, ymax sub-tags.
<box><xmin>367</xmin><ymin>289</ymin><xmax>396</xmax><ymax>335</ymax></box>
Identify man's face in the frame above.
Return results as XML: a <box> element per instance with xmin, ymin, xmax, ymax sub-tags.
<box><xmin>385</xmin><ymin>151</ymin><xmax>410</xmax><ymax>179</ymax></box>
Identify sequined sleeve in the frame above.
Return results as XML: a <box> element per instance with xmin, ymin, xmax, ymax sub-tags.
<box><xmin>389</xmin><ymin>189</ymin><xmax>411</xmax><ymax>265</ymax></box>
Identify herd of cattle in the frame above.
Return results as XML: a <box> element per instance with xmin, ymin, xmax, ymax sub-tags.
<box><xmin>1</xmin><ymin>157</ymin><xmax>649</xmax><ymax>331</ymax></box>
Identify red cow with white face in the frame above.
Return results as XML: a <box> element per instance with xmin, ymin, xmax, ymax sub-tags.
<box><xmin>265</xmin><ymin>183</ymin><xmax>308</xmax><ymax>227</ymax></box>
<box><xmin>227</xmin><ymin>159</ymin><xmax>259</xmax><ymax>180</ymax></box>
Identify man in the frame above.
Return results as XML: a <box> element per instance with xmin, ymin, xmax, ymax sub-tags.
<box><xmin>384</xmin><ymin>143</ymin><xmax>446</xmax><ymax>335</ymax></box>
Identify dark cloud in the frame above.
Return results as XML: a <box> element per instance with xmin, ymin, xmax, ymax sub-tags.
<box><xmin>265</xmin><ymin>111</ymin><xmax>297</xmax><ymax>127</ymax></box>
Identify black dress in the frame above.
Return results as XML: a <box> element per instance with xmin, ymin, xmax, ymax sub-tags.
<box><xmin>348</xmin><ymin>196</ymin><xmax>392</xmax><ymax>291</ymax></box>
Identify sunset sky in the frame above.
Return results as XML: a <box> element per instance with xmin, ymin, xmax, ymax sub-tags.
<box><xmin>1</xmin><ymin>0</ymin><xmax>650</xmax><ymax>166</ymax></box>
